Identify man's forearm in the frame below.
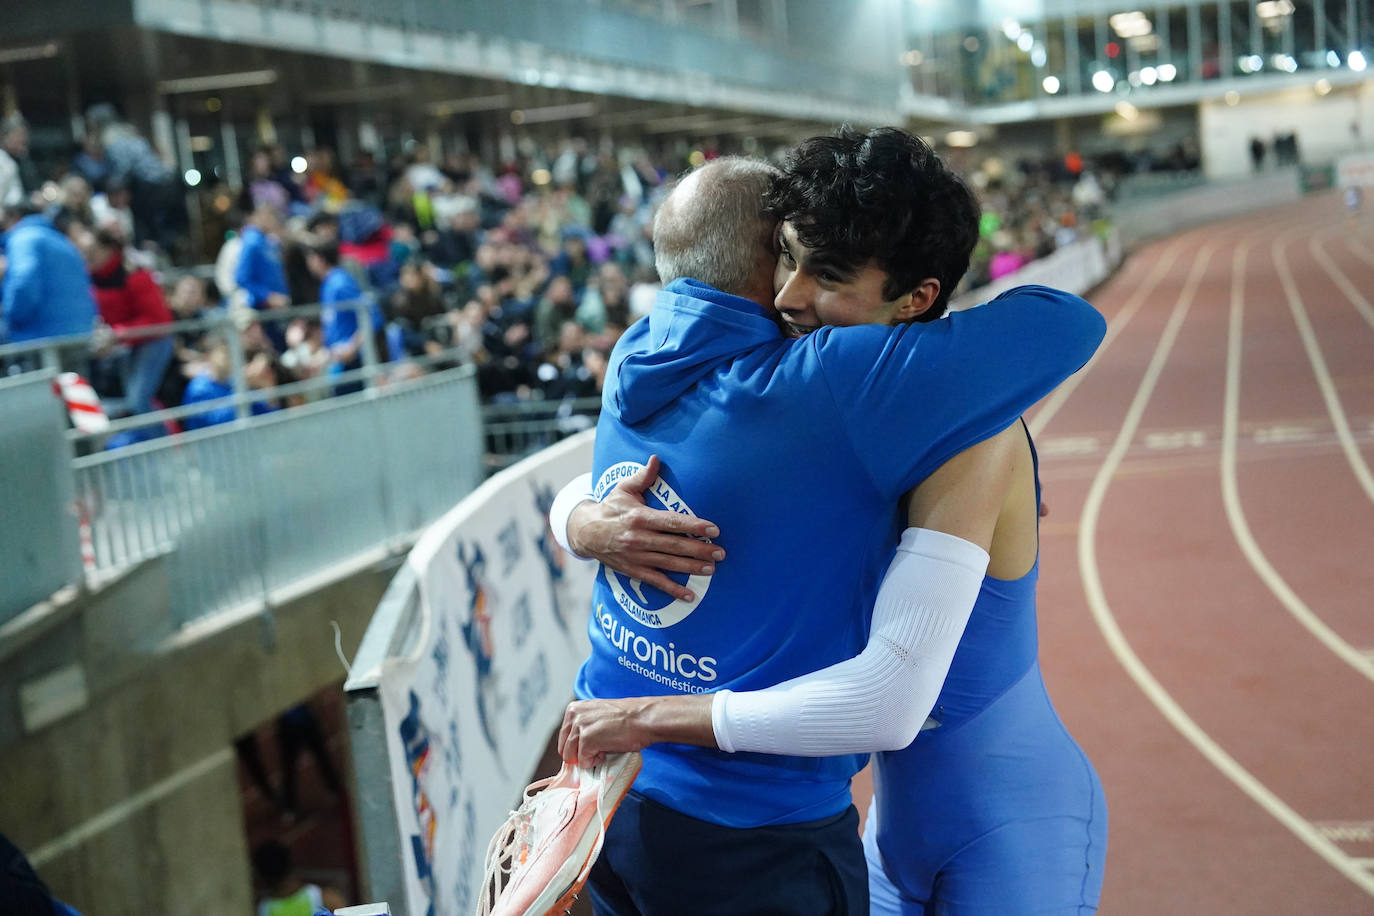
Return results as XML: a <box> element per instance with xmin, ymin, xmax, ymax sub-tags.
<box><xmin>560</xmin><ymin>692</ymin><xmax>717</xmax><ymax>765</ymax></box>
<box><xmin>632</xmin><ymin>693</ymin><xmax>716</xmax><ymax>748</ymax></box>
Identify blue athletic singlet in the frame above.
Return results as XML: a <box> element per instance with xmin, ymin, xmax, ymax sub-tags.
<box><xmin>866</xmin><ymin>429</ymin><xmax>1107</xmax><ymax>915</ymax></box>
<box><xmin>574</xmin><ymin>279</ymin><xmax>1106</xmax><ymax>829</ymax></box>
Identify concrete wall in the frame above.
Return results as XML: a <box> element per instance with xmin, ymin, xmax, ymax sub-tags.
<box><xmin>1107</xmin><ymin>168</ymin><xmax>1303</xmax><ymax>246</ymax></box>
<box><xmin>0</xmin><ymin>556</ymin><xmax>395</xmax><ymax>916</ymax></box>
<box><xmin>1199</xmin><ymin>83</ymin><xmax>1374</xmax><ymax>179</ymax></box>
<box><xmin>0</xmin><ymin>373</ymin><xmax>81</xmax><ymax>627</ymax></box>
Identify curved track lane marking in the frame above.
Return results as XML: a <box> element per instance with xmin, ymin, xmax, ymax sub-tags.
<box><xmin>1272</xmin><ymin>236</ymin><xmax>1374</xmax><ymax>505</ymax></box>
<box><xmin>1222</xmin><ymin>240</ymin><xmax>1374</xmax><ymax>684</ymax></box>
<box><xmin>1311</xmin><ymin>239</ymin><xmax>1374</xmax><ymax>334</ymax></box>
<box><xmin>1342</xmin><ymin>237</ymin><xmax>1374</xmax><ymax>275</ymax></box>
<box><xmin>1028</xmin><ymin>237</ymin><xmax>1186</xmax><ymax>437</ymax></box>
<box><xmin>1077</xmin><ymin>236</ymin><xmax>1374</xmax><ymax>898</ymax></box>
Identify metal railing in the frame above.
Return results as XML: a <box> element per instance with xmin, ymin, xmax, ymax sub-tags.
<box><xmin>481</xmin><ymin>395</ymin><xmax>600</xmax><ymax>472</ymax></box>
<box><xmin>0</xmin><ymin>299</ymin><xmax>386</xmax><ymax>426</ymax></box>
<box><xmin>70</xmin><ymin>366</ymin><xmax>484</xmax><ymax>634</ymax></box>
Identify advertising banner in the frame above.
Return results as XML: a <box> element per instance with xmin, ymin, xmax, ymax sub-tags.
<box><xmin>363</xmin><ymin>431</ymin><xmax>596</xmax><ymax>916</ymax></box>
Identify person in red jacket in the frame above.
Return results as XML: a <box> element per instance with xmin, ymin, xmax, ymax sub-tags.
<box><xmin>87</xmin><ymin>228</ymin><xmax>175</xmax><ymax>417</ymax></box>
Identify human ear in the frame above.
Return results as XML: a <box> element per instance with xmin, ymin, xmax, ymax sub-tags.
<box><xmin>895</xmin><ymin>278</ymin><xmax>941</xmax><ymax>321</ymax></box>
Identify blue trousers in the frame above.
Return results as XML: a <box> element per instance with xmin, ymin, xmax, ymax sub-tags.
<box><xmin>588</xmin><ymin>791</ymin><xmax>868</xmax><ymax>916</ymax></box>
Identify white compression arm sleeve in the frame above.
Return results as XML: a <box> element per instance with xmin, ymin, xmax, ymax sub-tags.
<box><xmin>549</xmin><ymin>472</ymin><xmax>596</xmax><ymax>560</ymax></box>
<box><xmin>712</xmin><ymin>527</ymin><xmax>989</xmax><ymax>756</ymax></box>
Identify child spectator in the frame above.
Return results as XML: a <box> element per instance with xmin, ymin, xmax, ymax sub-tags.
<box><xmin>250</xmin><ymin>840</ymin><xmax>347</xmax><ymax>916</ymax></box>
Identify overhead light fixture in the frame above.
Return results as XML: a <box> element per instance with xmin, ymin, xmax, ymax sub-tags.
<box><xmin>1042</xmin><ymin>75</ymin><xmax>1061</xmax><ymax>94</ymax></box>
<box><xmin>1256</xmin><ymin>0</ymin><xmax>1295</xmax><ymax>18</ymax></box>
<box><xmin>1017</xmin><ymin>32</ymin><xmax>1034</xmax><ymax>52</ymax></box>
<box><xmin>1109</xmin><ymin>11</ymin><xmax>1152</xmax><ymax>38</ymax></box>
<box><xmin>424</xmin><ymin>93</ymin><xmax>511</xmax><ymax>116</ymax></box>
<box><xmin>1158</xmin><ymin>63</ymin><xmax>1178</xmax><ymax>82</ymax></box>
<box><xmin>945</xmin><ymin>130</ymin><xmax>978</xmax><ymax>148</ymax></box>
<box><xmin>1115</xmin><ymin>101</ymin><xmax>1139</xmax><ymax>121</ymax></box>
<box><xmin>1315</xmin><ymin>78</ymin><xmax>1333</xmax><ymax>95</ymax></box>
<box><xmin>1002</xmin><ymin>20</ymin><xmax>1021</xmax><ymax>41</ymax></box>
<box><xmin>1327</xmin><ymin>50</ymin><xmax>1341</xmax><ymax>67</ymax></box>
<box><xmin>0</xmin><ymin>42</ymin><xmax>60</xmax><ymax>65</ymax></box>
<box><xmin>1351</xmin><ymin>50</ymin><xmax>1368</xmax><ymax>72</ymax></box>
<box><xmin>508</xmin><ymin>102</ymin><xmax>597</xmax><ymax>125</ymax></box>
<box><xmin>1140</xmin><ymin>66</ymin><xmax>1158</xmax><ymax>86</ymax></box>
<box><xmin>902</xmin><ymin>49</ymin><xmax>924</xmax><ymax>67</ymax></box>
<box><xmin>1092</xmin><ymin>70</ymin><xmax>1116</xmax><ymax>92</ymax></box>
<box><xmin>156</xmin><ymin>69</ymin><xmax>278</xmax><ymax>94</ymax></box>
<box><xmin>1031</xmin><ymin>44</ymin><xmax>1047</xmax><ymax>67</ymax></box>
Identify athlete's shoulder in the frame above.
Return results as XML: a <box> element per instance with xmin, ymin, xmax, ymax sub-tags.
<box><xmin>962</xmin><ymin>285</ymin><xmax>1106</xmax><ymax>362</ymax></box>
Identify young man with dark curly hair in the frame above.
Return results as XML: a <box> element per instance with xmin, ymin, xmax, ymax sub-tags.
<box><xmin>552</xmin><ymin>129</ymin><xmax>1107</xmax><ymax>915</ymax></box>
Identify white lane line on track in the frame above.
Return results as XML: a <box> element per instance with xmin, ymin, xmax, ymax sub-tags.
<box><xmin>1039</xmin><ymin>436</ymin><xmax>1102</xmax><ymax>457</ymax></box>
<box><xmin>1252</xmin><ymin>424</ymin><xmax>1316</xmax><ymax>444</ymax></box>
<box><xmin>1223</xmin><ymin>243</ymin><xmax>1374</xmax><ymax>685</ymax></box>
<box><xmin>1143</xmin><ymin>429</ymin><xmax>1206</xmax><ymax>450</ymax></box>
<box><xmin>1077</xmin><ymin>238</ymin><xmax>1374</xmax><ymax>898</ymax></box>
<box><xmin>1344</xmin><ymin>238</ymin><xmax>1374</xmax><ymax>275</ymax></box>
<box><xmin>1028</xmin><ymin>239</ymin><xmax>1185</xmax><ymax>438</ymax></box>
<box><xmin>1273</xmin><ymin>237</ymin><xmax>1374</xmax><ymax>506</ymax></box>
<box><xmin>1311</xmin><ymin>239</ymin><xmax>1374</xmax><ymax>334</ymax></box>
<box><xmin>1313</xmin><ymin>822</ymin><xmax>1374</xmax><ymax>843</ymax></box>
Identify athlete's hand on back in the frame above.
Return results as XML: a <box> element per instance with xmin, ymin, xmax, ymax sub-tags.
<box><xmin>568</xmin><ymin>454</ymin><xmax>725</xmax><ymax>603</ymax></box>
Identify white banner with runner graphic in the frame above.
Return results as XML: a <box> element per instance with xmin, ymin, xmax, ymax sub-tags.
<box><xmin>374</xmin><ymin>431</ymin><xmax>596</xmax><ymax>916</ymax></box>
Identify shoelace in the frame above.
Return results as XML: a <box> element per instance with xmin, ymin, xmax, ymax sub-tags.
<box><xmin>475</xmin><ymin>758</ymin><xmax>618</xmax><ymax>916</ymax></box>
<box><xmin>476</xmin><ymin>772</ymin><xmax>559</xmax><ymax>916</ymax></box>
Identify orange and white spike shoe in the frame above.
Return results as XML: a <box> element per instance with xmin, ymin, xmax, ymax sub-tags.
<box><xmin>476</xmin><ymin>752</ymin><xmax>641</xmax><ymax>916</ymax></box>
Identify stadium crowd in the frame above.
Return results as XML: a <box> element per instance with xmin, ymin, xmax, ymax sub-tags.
<box><xmin>0</xmin><ymin>104</ymin><xmax>1115</xmax><ymax>442</ymax></box>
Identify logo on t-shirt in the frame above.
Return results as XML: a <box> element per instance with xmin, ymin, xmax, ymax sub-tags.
<box><xmin>594</xmin><ymin>461</ymin><xmax>714</xmax><ymax>629</ymax></box>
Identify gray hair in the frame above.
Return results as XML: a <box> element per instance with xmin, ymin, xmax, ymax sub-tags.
<box><xmin>653</xmin><ymin>156</ymin><xmax>779</xmax><ymax>294</ymax></box>
<box><xmin>0</xmin><ymin>114</ymin><xmax>27</xmax><ymax>139</ymax></box>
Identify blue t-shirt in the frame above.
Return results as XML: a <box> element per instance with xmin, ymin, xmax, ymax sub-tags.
<box><xmin>574</xmin><ymin>278</ymin><xmax>1105</xmax><ymax>828</ymax></box>
<box><xmin>319</xmin><ymin>266</ymin><xmax>383</xmax><ymax>352</ymax></box>
<box><xmin>234</xmin><ymin>225</ymin><xmax>289</xmax><ymax>309</ymax></box>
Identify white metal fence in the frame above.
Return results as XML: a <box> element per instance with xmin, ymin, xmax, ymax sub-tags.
<box><xmin>69</xmin><ymin>367</ymin><xmax>485</xmax><ymax>632</ymax></box>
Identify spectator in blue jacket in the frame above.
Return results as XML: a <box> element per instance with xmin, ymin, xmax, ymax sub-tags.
<box><xmin>234</xmin><ymin>204</ymin><xmax>291</xmax><ymax>351</ymax></box>
<box><xmin>235</xmin><ymin>205</ymin><xmax>291</xmax><ymax>312</ymax></box>
<box><xmin>0</xmin><ymin>205</ymin><xmax>97</xmax><ymax>345</ymax></box>
<box><xmin>306</xmin><ymin>240</ymin><xmax>382</xmax><ymax>394</ymax></box>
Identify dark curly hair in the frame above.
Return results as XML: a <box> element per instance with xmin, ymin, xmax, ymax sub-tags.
<box><xmin>765</xmin><ymin>127</ymin><xmax>981</xmax><ymax>320</ymax></box>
